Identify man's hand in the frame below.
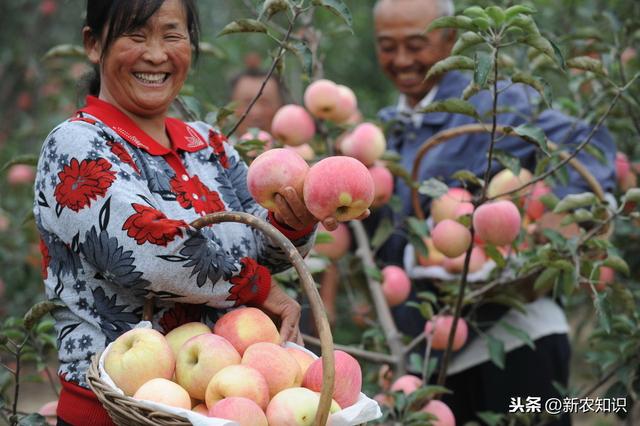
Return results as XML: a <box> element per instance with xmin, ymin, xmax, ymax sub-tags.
<box><xmin>260</xmin><ymin>279</ymin><xmax>303</xmax><ymax>345</ymax></box>
<box><xmin>273</xmin><ymin>186</ymin><xmax>371</xmax><ymax>232</ymax></box>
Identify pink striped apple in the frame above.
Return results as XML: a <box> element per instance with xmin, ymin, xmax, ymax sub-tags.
<box><xmin>381</xmin><ymin>265</ymin><xmax>411</xmax><ymax>307</ymax></box>
<box><xmin>431</xmin><ymin>188</ymin><xmax>473</xmax><ymax>224</ymax></box>
<box><xmin>302</xmin><ymin>350</ymin><xmax>362</xmax><ymax>409</ymax></box>
<box><xmin>209</xmin><ymin>397</ymin><xmax>268</xmax><ymax>426</ymax></box>
<box><xmin>369</xmin><ymin>165</ymin><xmax>394</xmax><ymax>208</ymax></box>
<box><xmin>473</xmin><ymin>200</ymin><xmax>522</xmax><ymax>246</ymax></box>
<box><xmin>425</xmin><ymin>315</ymin><xmax>468</xmax><ymax>351</ymax></box>
<box><xmin>431</xmin><ymin>219</ymin><xmax>472</xmax><ymax>258</ymax></box>
<box><xmin>340</xmin><ymin>123</ymin><xmax>386</xmax><ymax>166</ymax></box>
<box><xmin>271</xmin><ymin>104</ymin><xmax>316</xmax><ymax>146</ymax></box>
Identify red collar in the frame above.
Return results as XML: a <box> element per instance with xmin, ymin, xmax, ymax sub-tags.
<box><xmin>77</xmin><ymin>96</ymin><xmax>207</xmax><ymax>155</ymax></box>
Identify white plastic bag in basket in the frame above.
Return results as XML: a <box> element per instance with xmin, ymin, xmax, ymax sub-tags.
<box><xmin>97</xmin><ymin>322</ymin><xmax>382</xmax><ymax>425</ymax></box>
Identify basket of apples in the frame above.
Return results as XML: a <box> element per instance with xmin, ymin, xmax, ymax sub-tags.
<box><xmin>86</xmin><ymin>131</ymin><xmax>384</xmax><ymax>426</ymax></box>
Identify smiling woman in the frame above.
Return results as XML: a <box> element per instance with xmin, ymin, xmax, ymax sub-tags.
<box><xmin>33</xmin><ymin>1</ymin><xmax>331</xmax><ymax>425</ymax></box>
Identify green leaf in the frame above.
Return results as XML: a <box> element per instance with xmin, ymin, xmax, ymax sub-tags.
<box><xmin>512</xmin><ymin>124</ymin><xmax>550</xmax><ymax>156</ymax></box>
<box><xmin>492</xmin><ymin>149</ymin><xmax>521</xmax><ymax>176</ymax></box>
<box><xmin>17</xmin><ymin>413</ymin><xmax>49</xmax><ymax>426</ymax></box>
<box><xmin>522</xmin><ymin>35</ymin><xmax>555</xmax><ymax>60</ymax></box>
<box><xmin>548</xmin><ymin>38</ymin><xmax>566</xmax><ymax>70</ymax></box>
<box><xmin>474</xmin><ymin>52</ymin><xmax>492</xmax><ymax>87</ymax></box>
<box><xmin>484</xmin><ymin>244</ymin><xmax>506</xmax><ymax>268</ymax></box>
<box><xmin>425</xmin><ymin>56</ymin><xmax>475</xmax><ymax>81</ymax></box>
<box><xmin>419</xmin><ymin>99</ymin><xmax>479</xmax><ymax>119</ymax></box>
<box><xmin>427</xmin><ymin>16</ymin><xmax>476</xmax><ymax>32</ymax></box>
<box><xmin>486</xmin><ymin>6</ymin><xmax>506</xmax><ymax>27</ymax></box>
<box><xmin>553</xmin><ymin>192</ymin><xmax>597</xmax><ymax>213</ymax></box>
<box><xmin>623</xmin><ymin>188</ymin><xmax>640</xmax><ymax>204</ymax></box>
<box><xmin>217</xmin><ymin>19</ymin><xmax>268</xmax><ymax>37</ymax></box>
<box><xmin>23</xmin><ymin>301</ymin><xmax>64</xmax><ymax>330</ymax></box>
<box><xmin>583</xmin><ymin>144</ymin><xmax>606</xmax><ymax>164</ymax></box>
<box><xmin>500</xmin><ymin>321</ymin><xmax>535</xmax><ymax>349</ymax></box>
<box><xmin>311</xmin><ymin>0</ymin><xmax>353</xmax><ymax>28</ymax></box>
<box><xmin>486</xmin><ymin>335</ymin><xmax>505</xmax><ymax>369</ymax></box>
<box><xmin>314</xmin><ymin>232</ymin><xmax>334</xmax><ymax>245</ymax></box>
<box><xmin>559</xmin><ymin>269</ymin><xmax>575</xmax><ymax>297</ymax></box>
<box><xmin>365</xmin><ymin>265</ymin><xmax>383</xmax><ymax>282</ymax></box>
<box><xmin>408</xmin><ymin>232</ymin><xmax>429</xmax><ymax>260</ymax></box>
<box><xmin>406</xmin><ymin>217</ymin><xmax>429</xmax><ymax>238</ymax></box>
<box><xmin>452</xmin><ymin>32</ymin><xmax>485</xmax><ymax>55</ymax></box>
<box><xmin>287</xmin><ymin>41</ymin><xmax>313</xmax><ymax>78</ymax></box>
<box><xmin>505</xmin><ymin>5</ymin><xmax>537</xmax><ymax>20</ymax></box>
<box><xmin>408</xmin><ymin>352</ymin><xmax>423</xmax><ymax>373</ymax></box>
<box><xmin>472</xmin><ymin>17</ymin><xmax>492</xmax><ymax>31</ymax></box>
<box><xmin>511</xmin><ymin>72</ymin><xmax>552</xmax><ymax>107</ymax></box>
<box><xmin>1</xmin><ymin>155</ymin><xmax>38</xmax><ymax>173</ymax></box>
<box><xmin>451</xmin><ymin>170</ymin><xmax>484</xmax><ymax>187</ymax></box>
<box><xmin>603</xmin><ymin>255</ymin><xmax>630</xmax><ymax>277</ymax></box>
<box><xmin>371</xmin><ymin>217</ymin><xmax>394</xmax><ymax>251</ymax></box>
<box><xmin>462</xmin><ymin>82</ymin><xmax>482</xmax><ymax>100</ymax></box>
<box><xmin>566</xmin><ymin>56</ymin><xmax>607</xmax><ymax>76</ymax></box>
<box><xmin>259</xmin><ymin>0</ymin><xmax>291</xmax><ymax>20</ymax></box>
<box><xmin>42</xmin><ymin>44</ymin><xmax>85</xmax><ymax>60</ymax></box>
<box><xmin>507</xmin><ymin>15</ymin><xmax>539</xmax><ymax>35</ymax></box>
<box><xmin>539</xmin><ymin>192</ymin><xmax>559</xmax><ymax>210</ymax></box>
<box><xmin>197</xmin><ymin>42</ymin><xmax>226</xmax><ymax>59</ymax></box>
<box><xmin>463</xmin><ymin>6</ymin><xmax>488</xmax><ymax>19</ymax></box>
<box><xmin>534</xmin><ymin>267</ymin><xmax>560</xmax><ymax>293</ymax></box>
<box><xmin>418</xmin><ymin>178</ymin><xmax>449</xmax><ymax>199</ymax></box>
<box><xmin>477</xmin><ymin>411</ymin><xmax>505</xmax><ymax>426</ymax></box>
<box><xmin>407</xmin><ymin>385</ymin><xmax>452</xmax><ymax>409</ymax></box>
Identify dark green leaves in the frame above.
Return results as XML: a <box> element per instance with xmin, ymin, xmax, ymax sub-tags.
<box><xmin>418</xmin><ymin>178</ymin><xmax>449</xmax><ymax>199</ymax></box>
<box><xmin>566</xmin><ymin>56</ymin><xmax>607</xmax><ymax>76</ymax></box>
<box><xmin>474</xmin><ymin>52</ymin><xmax>492</xmax><ymax>87</ymax></box>
<box><xmin>452</xmin><ymin>32</ymin><xmax>485</xmax><ymax>55</ymax></box>
<box><xmin>553</xmin><ymin>192</ymin><xmax>598</xmax><ymax>213</ymax></box>
<box><xmin>311</xmin><ymin>0</ymin><xmax>353</xmax><ymax>28</ymax></box>
<box><xmin>218</xmin><ymin>19</ymin><xmax>268</xmax><ymax>37</ymax></box>
<box><xmin>512</xmin><ymin>123</ymin><xmax>550</xmax><ymax>156</ymax></box>
<box><xmin>487</xmin><ymin>335</ymin><xmax>505</xmax><ymax>369</ymax></box>
<box><xmin>425</xmin><ymin>56</ymin><xmax>475</xmax><ymax>81</ymax></box>
<box><xmin>419</xmin><ymin>99</ymin><xmax>479</xmax><ymax>120</ymax></box>
<box><xmin>426</xmin><ymin>16</ymin><xmax>475</xmax><ymax>32</ymax></box>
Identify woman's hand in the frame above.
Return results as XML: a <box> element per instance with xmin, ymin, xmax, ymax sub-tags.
<box><xmin>260</xmin><ymin>279</ymin><xmax>303</xmax><ymax>345</ymax></box>
<box><xmin>272</xmin><ymin>186</ymin><xmax>371</xmax><ymax>232</ymax></box>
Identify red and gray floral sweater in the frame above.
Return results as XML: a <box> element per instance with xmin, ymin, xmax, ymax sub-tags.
<box><xmin>33</xmin><ymin>96</ymin><xmax>315</xmax><ymax>388</ymax></box>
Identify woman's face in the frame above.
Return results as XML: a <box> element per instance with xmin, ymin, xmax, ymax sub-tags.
<box><xmin>88</xmin><ymin>0</ymin><xmax>192</xmax><ymax>120</ymax></box>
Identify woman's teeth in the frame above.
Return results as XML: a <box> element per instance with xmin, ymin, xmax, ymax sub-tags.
<box><xmin>133</xmin><ymin>73</ymin><xmax>168</xmax><ymax>84</ymax></box>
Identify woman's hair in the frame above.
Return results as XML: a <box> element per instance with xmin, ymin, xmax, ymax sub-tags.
<box><xmin>83</xmin><ymin>0</ymin><xmax>200</xmax><ymax>96</ymax></box>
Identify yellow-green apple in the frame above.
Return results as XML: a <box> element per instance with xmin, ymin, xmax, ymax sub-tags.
<box><xmin>431</xmin><ymin>219</ymin><xmax>472</xmax><ymax>258</ymax></box>
<box><xmin>421</xmin><ymin>399</ymin><xmax>456</xmax><ymax>426</ymax></box>
<box><xmin>133</xmin><ymin>378</ymin><xmax>191</xmax><ymax>410</ymax></box>
<box><xmin>487</xmin><ymin>168</ymin><xmax>533</xmax><ymax>201</ymax></box>
<box><xmin>103</xmin><ymin>328</ymin><xmax>175</xmax><ymax>396</ymax></box>
<box><xmin>266</xmin><ymin>387</ymin><xmax>341</xmax><ymax>426</ymax></box>
<box><xmin>284</xmin><ymin>143</ymin><xmax>315</xmax><ymax>161</ymax></box>
<box><xmin>247</xmin><ymin>148</ymin><xmax>310</xmax><ymax>210</ymax></box>
<box><xmin>303</xmin><ymin>156</ymin><xmax>374</xmax><ymax>221</ymax></box>
<box><xmin>213</xmin><ymin>307</ymin><xmax>280</xmax><ymax>355</ymax></box>
<box><xmin>473</xmin><ymin>200</ymin><xmax>522</xmax><ymax>246</ymax></box>
<box><xmin>416</xmin><ymin>237</ymin><xmax>446</xmax><ymax>267</ymax></box>
<box><xmin>242</xmin><ymin>342</ymin><xmax>301</xmax><ymax>397</ymax></box>
<box><xmin>286</xmin><ymin>347</ymin><xmax>316</xmax><ymax>383</ymax></box>
<box><xmin>271</xmin><ymin>104</ymin><xmax>316</xmax><ymax>146</ymax></box>
<box><xmin>7</xmin><ymin>164</ymin><xmax>35</xmax><ymax>185</ymax></box>
<box><xmin>175</xmin><ymin>333</ymin><xmax>241</xmax><ymax>400</ymax></box>
<box><xmin>381</xmin><ymin>265</ymin><xmax>411</xmax><ymax>307</ymax></box>
<box><xmin>209</xmin><ymin>397</ymin><xmax>268</xmax><ymax>426</ymax></box>
<box><xmin>443</xmin><ymin>246</ymin><xmax>486</xmax><ymax>274</ymax></box>
<box><xmin>523</xmin><ymin>181</ymin><xmax>551</xmax><ymax>221</ymax></box>
<box><xmin>425</xmin><ymin>315</ymin><xmax>468</xmax><ymax>351</ymax></box>
<box><xmin>314</xmin><ymin>223</ymin><xmax>351</xmax><ymax>260</ymax></box>
<box><xmin>431</xmin><ymin>188</ymin><xmax>473</xmax><ymax>224</ymax></box>
<box><xmin>390</xmin><ymin>375</ymin><xmax>422</xmax><ymax>394</ymax></box>
<box><xmin>205</xmin><ymin>364</ymin><xmax>270</xmax><ymax>410</ymax></box>
<box><xmin>37</xmin><ymin>401</ymin><xmax>57</xmax><ymax>426</ymax></box>
<box><xmin>328</xmin><ymin>85</ymin><xmax>358</xmax><ymax>124</ymax></box>
<box><xmin>192</xmin><ymin>403</ymin><xmax>209</xmax><ymax>416</ymax></box>
<box><xmin>164</xmin><ymin>322</ymin><xmax>211</xmax><ymax>358</ymax></box>
<box><xmin>340</xmin><ymin>123</ymin><xmax>386</xmax><ymax>167</ymax></box>
<box><xmin>369</xmin><ymin>165</ymin><xmax>394</xmax><ymax>208</ymax></box>
<box><xmin>303</xmin><ymin>79</ymin><xmax>340</xmax><ymax>120</ymax></box>
<box><xmin>302</xmin><ymin>350</ymin><xmax>362</xmax><ymax>409</ymax></box>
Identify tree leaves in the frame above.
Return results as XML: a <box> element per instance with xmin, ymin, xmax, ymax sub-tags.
<box><xmin>418</xmin><ymin>178</ymin><xmax>449</xmax><ymax>199</ymax></box>
<box><xmin>426</xmin><ymin>16</ymin><xmax>475</xmax><ymax>32</ymax></box>
<box><xmin>512</xmin><ymin>123</ymin><xmax>550</xmax><ymax>156</ymax></box>
<box><xmin>553</xmin><ymin>192</ymin><xmax>598</xmax><ymax>213</ymax></box>
<box><xmin>566</xmin><ymin>56</ymin><xmax>608</xmax><ymax>76</ymax></box>
<box><xmin>487</xmin><ymin>335</ymin><xmax>505</xmax><ymax>369</ymax></box>
<box><xmin>425</xmin><ymin>56</ymin><xmax>475</xmax><ymax>81</ymax></box>
<box><xmin>452</xmin><ymin>32</ymin><xmax>485</xmax><ymax>55</ymax></box>
<box><xmin>218</xmin><ymin>19</ymin><xmax>268</xmax><ymax>37</ymax></box>
<box><xmin>419</xmin><ymin>99</ymin><xmax>479</xmax><ymax>120</ymax></box>
<box><xmin>311</xmin><ymin>0</ymin><xmax>353</xmax><ymax>28</ymax></box>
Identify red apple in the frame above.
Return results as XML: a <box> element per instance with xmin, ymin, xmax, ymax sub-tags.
<box><xmin>314</xmin><ymin>223</ymin><xmax>351</xmax><ymax>260</ymax></box>
<box><xmin>271</xmin><ymin>104</ymin><xmax>316</xmax><ymax>146</ymax></box>
<box><xmin>242</xmin><ymin>342</ymin><xmax>301</xmax><ymax>397</ymax></box>
<box><xmin>431</xmin><ymin>219</ymin><xmax>472</xmax><ymax>258</ymax></box>
<box><xmin>103</xmin><ymin>328</ymin><xmax>175</xmax><ymax>396</ymax></box>
<box><xmin>421</xmin><ymin>399</ymin><xmax>456</xmax><ymax>426</ymax></box>
<box><xmin>247</xmin><ymin>148</ymin><xmax>309</xmax><ymax>210</ymax></box>
<box><xmin>431</xmin><ymin>188</ymin><xmax>473</xmax><ymax>224</ymax></box>
<box><xmin>302</xmin><ymin>350</ymin><xmax>362</xmax><ymax>409</ymax></box>
<box><xmin>284</xmin><ymin>143</ymin><xmax>315</xmax><ymax>161</ymax></box>
<box><xmin>205</xmin><ymin>364</ymin><xmax>270</xmax><ymax>410</ymax></box>
<box><xmin>390</xmin><ymin>375</ymin><xmax>422</xmax><ymax>394</ymax></box>
<box><xmin>7</xmin><ymin>164</ymin><xmax>35</xmax><ymax>185</ymax></box>
<box><xmin>209</xmin><ymin>397</ymin><xmax>268</xmax><ymax>426</ymax></box>
<box><xmin>381</xmin><ymin>265</ymin><xmax>411</xmax><ymax>307</ymax></box>
<box><xmin>442</xmin><ymin>246</ymin><xmax>487</xmax><ymax>274</ymax></box>
<box><xmin>133</xmin><ymin>378</ymin><xmax>191</xmax><ymax>410</ymax></box>
<box><xmin>473</xmin><ymin>200</ymin><xmax>522</xmax><ymax>247</ymax></box>
<box><xmin>303</xmin><ymin>156</ymin><xmax>374</xmax><ymax>221</ymax></box>
<box><xmin>340</xmin><ymin>123</ymin><xmax>386</xmax><ymax>166</ymax></box>
<box><xmin>39</xmin><ymin>0</ymin><xmax>57</xmax><ymax>16</ymax></box>
<box><xmin>303</xmin><ymin>79</ymin><xmax>340</xmax><ymax>120</ymax></box>
<box><xmin>369</xmin><ymin>165</ymin><xmax>394</xmax><ymax>208</ymax></box>
<box><xmin>595</xmin><ymin>266</ymin><xmax>615</xmax><ymax>291</ymax></box>
<box><xmin>37</xmin><ymin>400</ymin><xmax>57</xmax><ymax>426</ymax></box>
<box><xmin>213</xmin><ymin>307</ymin><xmax>280</xmax><ymax>355</ymax></box>
<box><xmin>452</xmin><ymin>202</ymin><xmax>474</xmax><ymax>218</ymax></box>
<box><xmin>487</xmin><ymin>168</ymin><xmax>533</xmax><ymax>201</ymax></box>
<box><xmin>425</xmin><ymin>315</ymin><xmax>468</xmax><ymax>351</ymax></box>
<box><xmin>328</xmin><ymin>85</ymin><xmax>358</xmax><ymax>124</ymax></box>
<box><xmin>175</xmin><ymin>333</ymin><xmax>241</xmax><ymax>400</ymax></box>
<box><xmin>523</xmin><ymin>181</ymin><xmax>551</xmax><ymax>221</ymax></box>
<box><xmin>286</xmin><ymin>347</ymin><xmax>316</xmax><ymax>382</ymax></box>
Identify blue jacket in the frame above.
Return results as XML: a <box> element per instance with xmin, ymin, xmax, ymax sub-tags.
<box><xmin>368</xmin><ymin>71</ymin><xmax>616</xmax><ymax>266</ymax></box>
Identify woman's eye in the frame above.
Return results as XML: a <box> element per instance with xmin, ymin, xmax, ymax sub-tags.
<box><xmin>127</xmin><ymin>33</ymin><xmax>145</xmax><ymax>42</ymax></box>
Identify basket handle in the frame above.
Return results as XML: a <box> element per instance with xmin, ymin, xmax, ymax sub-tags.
<box><xmin>410</xmin><ymin>123</ymin><xmax>605</xmax><ymax>220</ymax></box>
<box><xmin>143</xmin><ymin>211</ymin><xmax>335</xmax><ymax>426</ymax></box>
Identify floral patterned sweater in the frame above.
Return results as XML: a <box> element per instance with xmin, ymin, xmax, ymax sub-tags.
<box><xmin>33</xmin><ymin>96</ymin><xmax>315</xmax><ymax>388</ymax></box>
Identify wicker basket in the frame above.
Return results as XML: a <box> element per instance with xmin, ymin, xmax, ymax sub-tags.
<box><xmin>409</xmin><ymin>123</ymin><xmax>605</xmax><ymax>220</ymax></box>
<box><xmin>87</xmin><ymin>211</ymin><xmax>336</xmax><ymax>426</ymax></box>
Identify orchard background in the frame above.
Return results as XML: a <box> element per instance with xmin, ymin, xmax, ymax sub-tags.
<box><xmin>0</xmin><ymin>0</ymin><xmax>639</xmax><ymax>425</ymax></box>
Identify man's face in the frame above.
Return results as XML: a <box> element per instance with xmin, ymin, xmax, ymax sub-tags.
<box><xmin>374</xmin><ymin>0</ymin><xmax>455</xmax><ymax>107</ymax></box>
<box><xmin>231</xmin><ymin>76</ymin><xmax>283</xmax><ymax>135</ymax></box>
